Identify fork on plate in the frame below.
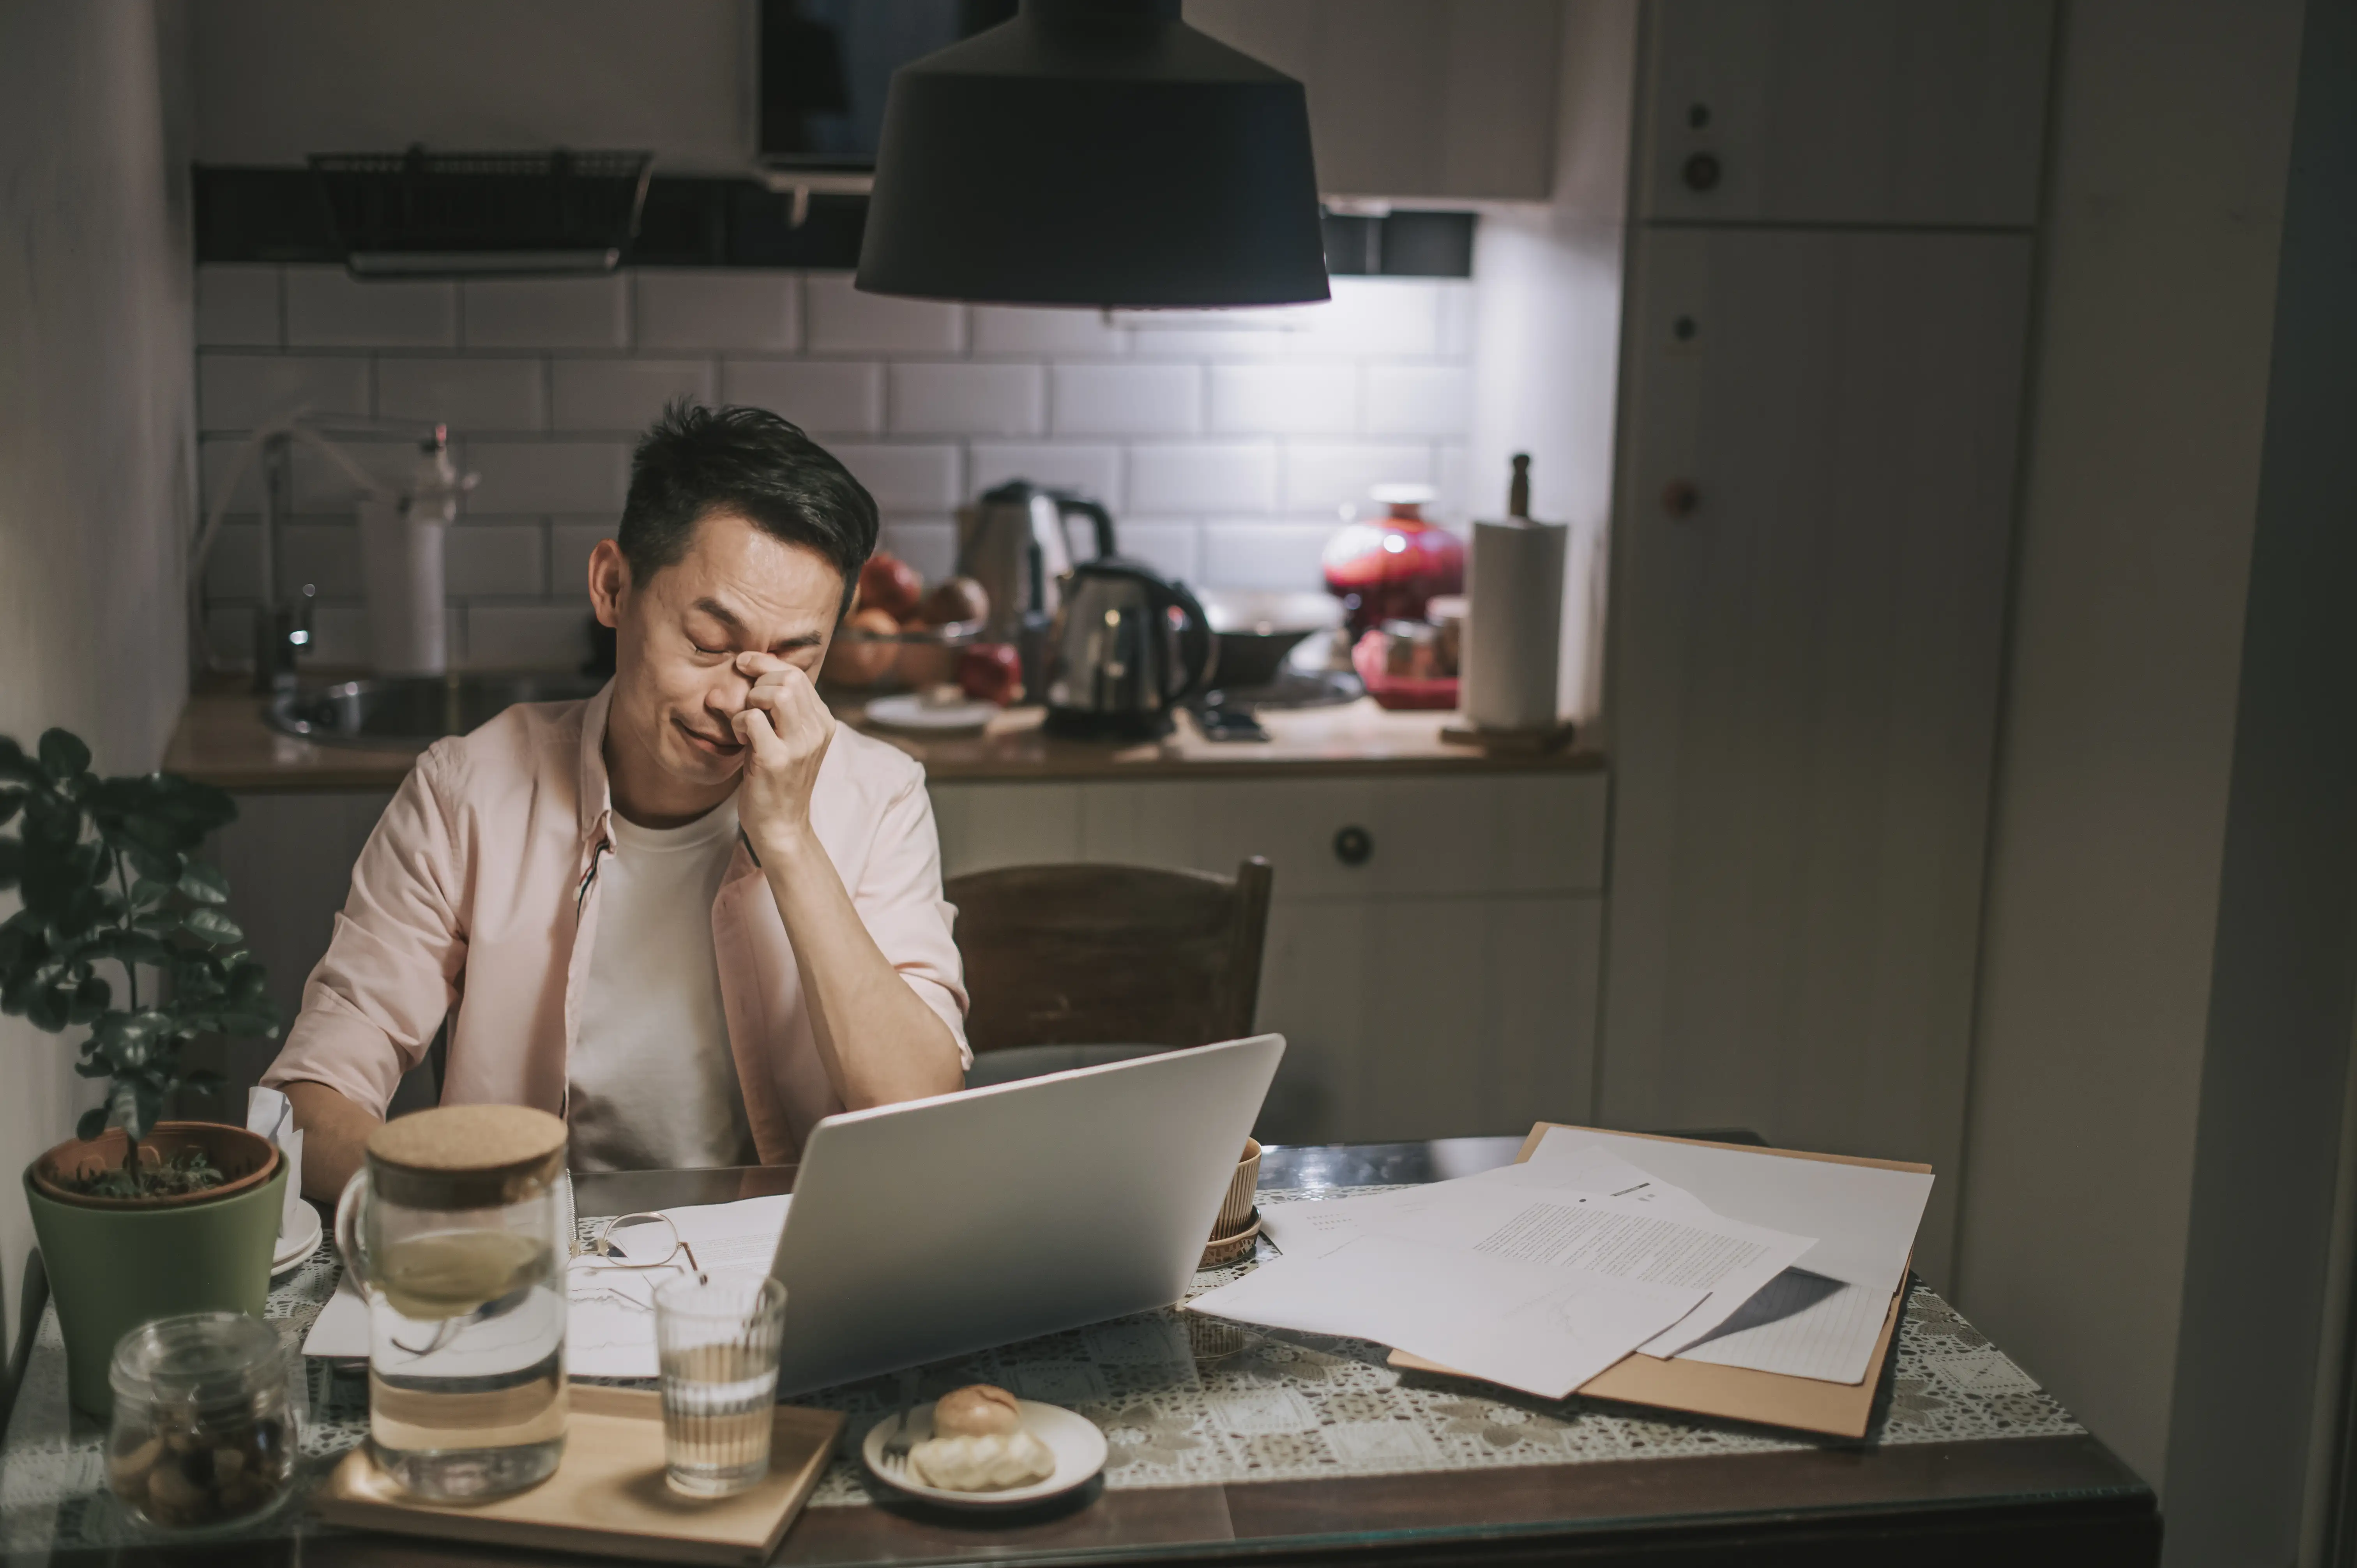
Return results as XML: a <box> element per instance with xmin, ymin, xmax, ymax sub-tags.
<box><xmin>878</xmin><ymin>1368</ymin><xmax>922</xmax><ymax>1469</ymax></box>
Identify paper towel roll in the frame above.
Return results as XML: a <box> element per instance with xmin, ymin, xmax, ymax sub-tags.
<box><xmin>1463</xmin><ymin>517</ymin><xmax>1567</xmax><ymax>731</ymax></box>
<box><xmin>359</xmin><ymin>498</ymin><xmax>448</xmax><ymax>675</ymax></box>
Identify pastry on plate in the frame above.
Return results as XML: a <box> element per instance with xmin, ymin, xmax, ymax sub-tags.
<box><xmin>908</xmin><ymin>1385</ymin><xmax>1055</xmax><ymax>1491</ymax></box>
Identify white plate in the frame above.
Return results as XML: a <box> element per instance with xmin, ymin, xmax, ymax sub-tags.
<box><xmin>272</xmin><ymin>1202</ymin><xmax>323</xmax><ymax>1276</ymax></box>
<box><xmin>861</xmin><ymin>1398</ymin><xmax>1107</xmax><ymax>1509</ymax></box>
<box><xmin>864</xmin><ymin>694</ymin><xmax>997</xmax><ymax>734</ymax></box>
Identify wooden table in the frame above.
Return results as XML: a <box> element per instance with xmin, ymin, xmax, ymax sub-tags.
<box><xmin>7</xmin><ymin>1141</ymin><xmax>2158</xmax><ymax>1568</ymax></box>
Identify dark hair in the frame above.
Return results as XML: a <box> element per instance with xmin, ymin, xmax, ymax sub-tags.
<box><xmin>617</xmin><ymin>401</ymin><xmax>877</xmax><ymax>610</ymax></box>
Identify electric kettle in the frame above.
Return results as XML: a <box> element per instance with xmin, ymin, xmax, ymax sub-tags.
<box><xmin>1042</xmin><ymin>558</ymin><xmax>1219</xmax><ymax>738</ymax></box>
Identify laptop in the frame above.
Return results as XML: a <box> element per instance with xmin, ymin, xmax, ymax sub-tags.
<box><xmin>768</xmin><ymin>1034</ymin><xmax>1284</xmax><ymax>1394</ymax></box>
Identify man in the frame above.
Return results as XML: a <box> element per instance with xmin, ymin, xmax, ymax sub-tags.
<box><xmin>266</xmin><ymin>403</ymin><xmax>968</xmax><ymax>1198</ymax></box>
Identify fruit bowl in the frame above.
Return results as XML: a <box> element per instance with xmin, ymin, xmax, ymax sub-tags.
<box><xmin>819</xmin><ymin>616</ymin><xmax>987</xmax><ymax>694</ymax></box>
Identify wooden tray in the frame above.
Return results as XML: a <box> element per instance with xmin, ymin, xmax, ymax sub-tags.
<box><xmin>318</xmin><ymin>1386</ymin><xmax>843</xmax><ymax>1566</ymax></box>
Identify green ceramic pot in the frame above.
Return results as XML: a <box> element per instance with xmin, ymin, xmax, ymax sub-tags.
<box><xmin>24</xmin><ymin>1123</ymin><xmax>288</xmax><ymax>1418</ymax></box>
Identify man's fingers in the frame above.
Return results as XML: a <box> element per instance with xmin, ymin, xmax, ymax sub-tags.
<box><xmin>732</xmin><ymin>704</ymin><xmax>789</xmax><ymax>760</ymax></box>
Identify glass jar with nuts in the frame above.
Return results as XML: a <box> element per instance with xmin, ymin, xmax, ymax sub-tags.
<box><xmin>106</xmin><ymin>1313</ymin><xmax>298</xmax><ymax>1532</ymax></box>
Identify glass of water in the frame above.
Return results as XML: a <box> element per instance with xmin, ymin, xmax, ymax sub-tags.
<box><xmin>653</xmin><ymin>1276</ymin><xmax>787</xmax><ymax>1497</ymax></box>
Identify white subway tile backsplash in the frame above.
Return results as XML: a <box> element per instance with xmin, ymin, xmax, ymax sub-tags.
<box><xmin>466</xmin><ymin>441</ymin><xmax>630</xmax><ymax>514</ymax></box>
<box><xmin>1282</xmin><ymin>443</ymin><xmax>1433</xmax><ymax>514</ymax></box>
<box><xmin>636</xmin><ymin>270</ymin><xmax>798</xmax><ymax>351</ymax></box>
<box><xmin>1363</xmin><ymin>365</ymin><xmax>1472</xmax><ymax>437</ymax></box>
<box><xmin>1200</xmin><ymin>521</ymin><xmax>1334</xmax><ymax>591</ymax></box>
<box><xmin>721</xmin><ymin>360</ymin><xmax>884</xmax><ymax>435</ymax></box>
<box><xmin>195</xmin><ymin>266</ymin><xmax>280</xmax><ymax>347</ymax></box>
<box><xmin>376</xmin><ymin>357</ymin><xmax>546</xmax><ymax>431</ymax></box>
<box><xmin>828</xmin><ymin>444</ymin><xmax>961</xmax><ymax>511</ymax></box>
<box><xmin>446</xmin><ymin>524</ymin><xmax>548</xmax><ymax>598</ymax></box>
<box><xmin>285</xmin><ymin>267</ymin><xmax>456</xmax><ymax>348</ymax></box>
<box><xmin>805</xmin><ymin>274</ymin><xmax>963</xmax><ymax>354</ymax></box>
<box><xmin>877</xmin><ymin>517</ymin><xmax>958</xmax><ymax>583</ymax></box>
<box><xmin>970</xmin><ymin>305</ymin><xmax>1125</xmax><ymax>356</ymax></box>
<box><xmin>192</xmin><ymin>264</ymin><xmax>1467</xmax><ymax>666</ymax></box>
<box><xmin>548</xmin><ymin>521</ymin><xmax>615</xmax><ymax>597</ymax></box>
<box><xmin>1051</xmin><ymin>364</ymin><xmax>1201</xmax><ymax>436</ymax></box>
<box><xmin>889</xmin><ymin>363</ymin><xmax>1045</xmax><ymax>436</ymax></box>
<box><xmin>1436</xmin><ymin>444</ymin><xmax>1476</xmax><ymax>518</ymax></box>
<box><xmin>551</xmin><ymin>358</ymin><xmax>714</xmax><ymax>432</ymax></box>
<box><xmin>1292</xmin><ymin>279</ymin><xmax>1441</xmax><ymax>358</ymax></box>
<box><xmin>968</xmin><ymin>443</ymin><xmax>1121</xmax><ymax>503</ymax></box>
<box><xmin>198</xmin><ymin>353</ymin><xmax>369</xmax><ymax>431</ymax></box>
<box><xmin>1127</xmin><ymin>443</ymin><xmax>1277</xmax><ymax>514</ymax></box>
<box><xmin>462</xmin><ymin>277</ymin><xmax>629</xmax><ymax>349</ymax></box>
<box><xmin>1115</xmin><ymin>519</ymin><xmax>1202</xmax><ymax>584</ymax></box>
<box><xmin>1209</xmin><ymin>364</ymin><xmax>1357</xmax><ymax>436</ymax></box>
<box><xmin>465</xmin><ymin>604</ymin><xmax>592</xmax><ymax>669</ymax></box>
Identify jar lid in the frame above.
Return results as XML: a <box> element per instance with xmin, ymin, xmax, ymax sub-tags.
<box><xmin>110</xmin><ymin>1312</ymin><xmax>284</xmax><ymax>1407</ymax></box>
<box><xmin>368</xmin><ymin>1105</ymin><xmax>567</xmax><ymax>1210</ymax></box>
<box><xmin>1368</xmin><ymin>483</ymin><xmax>1436</xmax><ymax>506</ymax></box>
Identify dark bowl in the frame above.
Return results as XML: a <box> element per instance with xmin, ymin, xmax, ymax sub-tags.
<box><xmin>1199</xmin><ymin>590</ymin><xmax>1343</xmax><ymax>688</ymax></box>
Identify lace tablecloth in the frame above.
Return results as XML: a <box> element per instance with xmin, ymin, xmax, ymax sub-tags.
<box><xmin>0</xmin><ymin>1187</ymin><xmax>2079</xmax><ymax>1554</ymax></box>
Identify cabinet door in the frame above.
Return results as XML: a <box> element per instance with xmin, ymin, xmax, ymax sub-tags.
<box><xmin>1601</xmin><ymin>227</ymin><xmax>2033</xmax><ymax>1282</ymax></box>
<box><xmin>1186</xmin><ymin>0</ymin><xmax>1563</xmax><ymax>200</ymax></box>
<box><xmin>1641</xmin><ymin>0</ymin><xmax>2052</xmax><ymax>226</ymax></box>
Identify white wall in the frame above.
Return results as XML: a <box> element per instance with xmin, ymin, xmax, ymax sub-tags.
<box><xmin>0</xmin><ymin>0</ymin><xmax>198</xmax><ymax>1345</ymax></box>
<box><xmin>190</xmin><ymin>0</ymin><xmax>757</xmax><ymax>173</ymax></box>
<box><xmin>1954</xmin><ymin>0</ymin><xmax>2308</xmax><ymax>1503</ymax></box>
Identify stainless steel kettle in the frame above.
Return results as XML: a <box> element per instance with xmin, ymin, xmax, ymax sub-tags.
<box><xmin>958</xmin><ymin>481</ymin><xmax>1117</xmax><ymax>639</ymax></box>
<box><xmin>1042</xmin><ymin>558</ymin><xmax>1219</xmax><ymax>738</ymax></box>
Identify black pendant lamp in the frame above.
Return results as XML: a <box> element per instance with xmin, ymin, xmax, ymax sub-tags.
<box><xmin>855</xmin><ymin>0</ymin><xmax>1330</xmax><ymax>309</ymax></box>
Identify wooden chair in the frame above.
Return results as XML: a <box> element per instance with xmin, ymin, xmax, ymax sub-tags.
<box><xmin>945</xmin><ymin>858</ymin><xmax>1274</xmax><ymax>1085</ymax></box>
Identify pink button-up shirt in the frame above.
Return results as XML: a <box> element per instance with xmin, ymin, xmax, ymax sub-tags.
<box><xmin>261</xmin><ymin>683</ymin><xmax>970</xmax><ymax>1164</ymax></box>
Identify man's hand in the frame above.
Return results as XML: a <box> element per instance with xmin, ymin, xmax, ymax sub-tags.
<box><xmin>733</xmin><ymin>652</ymin><xmax>836</xmax><ymax>857</ymax></box>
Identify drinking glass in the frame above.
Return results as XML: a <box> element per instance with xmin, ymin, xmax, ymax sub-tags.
<box><xmin>654</xmin><ymin>1276</ymin><xmax>787</xmax><ymax>1497</ymax></box>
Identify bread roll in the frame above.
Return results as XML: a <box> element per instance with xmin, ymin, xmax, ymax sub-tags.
<box><xmin>909</xmin><ymin>1430</ymin><xmax>1055</xmax><ymax>1492</ymax></box>
<box><xmin>932</xmin><ymin>1384</ymin><xmax>1022</xmax><ymax>1437</ymax></box>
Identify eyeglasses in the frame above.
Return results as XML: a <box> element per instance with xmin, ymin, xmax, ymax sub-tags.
<box><xmin>569</xmin><ymin>1211</ymin><xmax>702</xmax><ymax>1278</ymax></box>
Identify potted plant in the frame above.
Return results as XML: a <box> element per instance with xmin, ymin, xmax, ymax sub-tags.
<box><xmin>1</xmin><ymin>728</ymin><xmax>286</xmax><ymax>1416</ymax></box>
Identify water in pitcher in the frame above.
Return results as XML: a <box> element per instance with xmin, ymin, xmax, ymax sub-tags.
<box><xmin>366</xmin><ymin>1228</ymin><xmax>567</xmax><ymax>1499</ymax></box>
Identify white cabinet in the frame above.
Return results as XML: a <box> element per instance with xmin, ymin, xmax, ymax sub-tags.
<box><xmin>1600</xmin><ymin>225</ymin><xmax>2035</xmax><ymax>1282</ymax></box>
<box><xmin>1639</xmin><ymin>0</ymin><xmax>2053</xmax><ymax>226</ymax></box>
<box><xmin>931</xmin><ymin>771</ymin><xmax>1608</xmax><ymax>1145</ymax></box>
<box><xmin>1184</xmin><ymin>0</ymin><xmax>1564</xmax><ymax>201</ymax></box>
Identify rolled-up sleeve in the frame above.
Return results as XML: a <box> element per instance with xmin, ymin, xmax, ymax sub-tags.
<box><xmin>855</xmin><ymin>773</ymin><xmax>972</xmax><ymax>1068</ymax></box>
<box><xmin>260</xmin><ymin>742</ymin><xmax>469</xmax><ymax>1114</ymax></box>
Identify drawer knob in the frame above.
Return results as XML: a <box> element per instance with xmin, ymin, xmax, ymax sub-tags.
<box><xmin>1682</xmin><ymin>152</ymin><xmax>1721</xmax><ymax>192</ymax></box>
<box><xmin>1332</xmin><ymin>825</ymin><xmax>1374</xmax><ymax>867</ymax></box>
<box><xmin>1661</xmin><ymin>480</ymin><xmax>1701</xmax><ymax>517</ymax></box>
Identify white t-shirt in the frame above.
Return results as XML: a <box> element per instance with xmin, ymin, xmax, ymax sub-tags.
<box><xmin>566</xmin><ymin>796</ymin><xmax>757</xmax><ymax>1172</ymax></box>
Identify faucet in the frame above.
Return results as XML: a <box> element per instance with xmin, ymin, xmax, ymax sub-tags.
<box><xmin>249</xmin><ymin>431</ymin><xmax>317</xmax><ymax>694</ymax></box>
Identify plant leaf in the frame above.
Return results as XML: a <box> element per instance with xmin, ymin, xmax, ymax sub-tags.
<box><xmin>0</xmin><ymin>791</ymin><xmax>19</xmax><ymax>828</ymax></box>
<box><xmin>76</xmin><ymin>1105</ymin><xmax>109</xmax><ymax>1142</ymax></box>
<box><xmin>0</xmin><ymin>839</ymin><xmax>19</xmax><ymax>892</ymax></box>
<box><xmin>178</xmin><ymin>861</ymin><xmax>231</xmax><ymax>906</ymax></box>
<box><xmin>67</xmin><ymin>975</ymin><xmax>111</xmax><ymax>1022</ymax></box>
<box><xmin>37</xmin><ymin>729</ymin><xmax>90</xmax><ymax>783</ymax></box>
<box><xmin>181</xmin><ymin>907</ymin><xmax>244</xmax><ymax>946</ymax></box>
<box><xmin>108</xmin><ymin>1079</ymin><xmax>149</xmax><ymax>1145</ymax></box>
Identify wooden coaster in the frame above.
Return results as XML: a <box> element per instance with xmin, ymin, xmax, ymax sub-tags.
<box><xmin>317</xmin><ymin>1386</ymin><xmax>842</xmax><ymax>1566</ymax></box>
<box><xmin>1199</xmin><ymin>1212</ymin><xmax>1262</xmax><ymax>1270</ymax></box>
<box><xmin>1438</xmin><ymin>720</ymin><xmax>1578</xmax><ymax>754</ymax></box>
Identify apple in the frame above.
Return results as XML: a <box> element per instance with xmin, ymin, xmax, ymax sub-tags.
<box><xmin>858</xmin><ymin>551</ymin><xmax>924</xmax><ymax>620</ymax></box>
<box><xmin>958</xmin><ymin>643</ymin><xmax>1024</xmax><ymax>706</ymax></box>
<box><xmin>918</xmin><ymin>576</ymin><xmax>990</xmax><ymax>628</ymax></box>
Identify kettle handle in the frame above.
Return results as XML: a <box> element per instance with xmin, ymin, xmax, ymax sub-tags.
<box><xmin>1051</xmin><ymin>494</ymin><xmax>1118</xmax><ymax>562</ymax></box>
<box><xmin>1163</xmin><ymin>577</ymin><xmax>1219</xmax><ymax>707</ymax></box>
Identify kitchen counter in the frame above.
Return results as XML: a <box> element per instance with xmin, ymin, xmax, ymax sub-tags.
<box><xmin>164</xmin><ymin>685</ymin><xmax>1603</xmax><ymax>791</ymax></box>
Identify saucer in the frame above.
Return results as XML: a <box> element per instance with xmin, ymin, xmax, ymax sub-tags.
<box><xmin>862</xmin><ymin>1398</ymin><xmax>1106</xmax><ymax>1508</ymax></box>
<box><xmin>272</xmin><ymin>1202</ymin><xmax>323</xmax><ymax>1275</ymax></box>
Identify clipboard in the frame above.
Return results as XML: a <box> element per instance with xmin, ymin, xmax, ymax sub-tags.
<box><xmin>1383</xmin><ymin>1123</ymin><xmax>1931</xmax><ymax>1439</ymax></box>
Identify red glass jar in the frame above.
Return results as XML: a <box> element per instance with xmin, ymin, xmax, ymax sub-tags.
<box><xmin>1320</xmin><ymin>485</ymin><xmax>1465</xmax><ymax>636</ymax></box>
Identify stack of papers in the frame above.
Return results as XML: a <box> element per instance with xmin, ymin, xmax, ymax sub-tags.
<box><xmin>1188</xmin><ymin>1129</ymin><xmax>1933</xmax><ymax>1399</ymax></box>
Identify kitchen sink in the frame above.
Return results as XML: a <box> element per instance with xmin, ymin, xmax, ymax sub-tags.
<box><xmin>267</xmin><ymin>674</ymin><xmax>605</xmax><ymax>745</ymax></box>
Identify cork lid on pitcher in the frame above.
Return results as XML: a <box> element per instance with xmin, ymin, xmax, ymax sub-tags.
<box><xmin>367</xmin><ymin>1105</ymin><xmax>567</xmax><ymax>1210</ymax></box>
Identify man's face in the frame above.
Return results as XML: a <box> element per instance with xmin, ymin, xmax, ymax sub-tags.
<box><xmin>590</xmin><ymin>510</ymin><xmax>845</xmax><ymax>794</ymax></box>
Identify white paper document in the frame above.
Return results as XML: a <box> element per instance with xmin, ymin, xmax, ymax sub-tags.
<box><xmin>306</xmin><ymin>1194</ymin><xmax>792</xmax><ymax>1377</ymax></box>
<box><xmin>1257</xmin><ymin>1155</ymin><xmax>1815</xmax><ymax>1360</ymax></box>
<box><xmin>1188</xmin><ymin>1233</ymin><xmax>1707</xmax><ymax>1399</ymax></box>
<box><xmin>1525</xmin><ymin>1129</ymin><xmax>1934</xmax><ymax>1384</ymax></box>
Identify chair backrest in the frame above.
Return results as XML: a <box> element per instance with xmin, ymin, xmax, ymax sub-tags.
<box><xmin>945</xmin><ymin>858</ymin><xmax>1274</xmax><ymax>1056</ymax></box>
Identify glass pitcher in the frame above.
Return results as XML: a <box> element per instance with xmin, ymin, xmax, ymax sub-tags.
<box><xmin>334</xmin><ymin>1104</ymin><xmax>569</xmax><ymax>1501</ymax></box>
